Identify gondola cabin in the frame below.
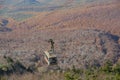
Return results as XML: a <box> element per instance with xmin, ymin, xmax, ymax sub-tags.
<box><xmin>44</xmin><ymin>51</ymin><xmax>57</xmax><ymax>65</ymax></box>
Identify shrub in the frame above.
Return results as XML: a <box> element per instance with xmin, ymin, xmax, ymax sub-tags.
<box><xmin>64</xmin><ymin>66</ymin><xmax>83</xmax><ymax>80</ymax></box>
<box><xmin>101</xmin><ymin>61</ymin><xmax>113</xmax><ymax>73</ymax></box>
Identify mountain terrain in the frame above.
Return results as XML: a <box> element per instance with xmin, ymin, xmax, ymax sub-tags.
<box><xmin>0</xmin><ymin>0</ymin><xmax>119</xmax><ymax>66</ymax></box>
<box><xmin>0</xmin><ymin>0</ymin><xmax>120</xmax><ymax>79</ymax></box>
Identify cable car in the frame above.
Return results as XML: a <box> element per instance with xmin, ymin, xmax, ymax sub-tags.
<box><xmin>44</xmin><ymin>50</ymin><xmax>57</xmax><ymax>65</ymax></box>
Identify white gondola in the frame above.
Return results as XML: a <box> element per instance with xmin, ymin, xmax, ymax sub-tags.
<box><xmin>44</xmin><ymin>50</ymin><xmax>57</xmax><ymax>65</ymax></box>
